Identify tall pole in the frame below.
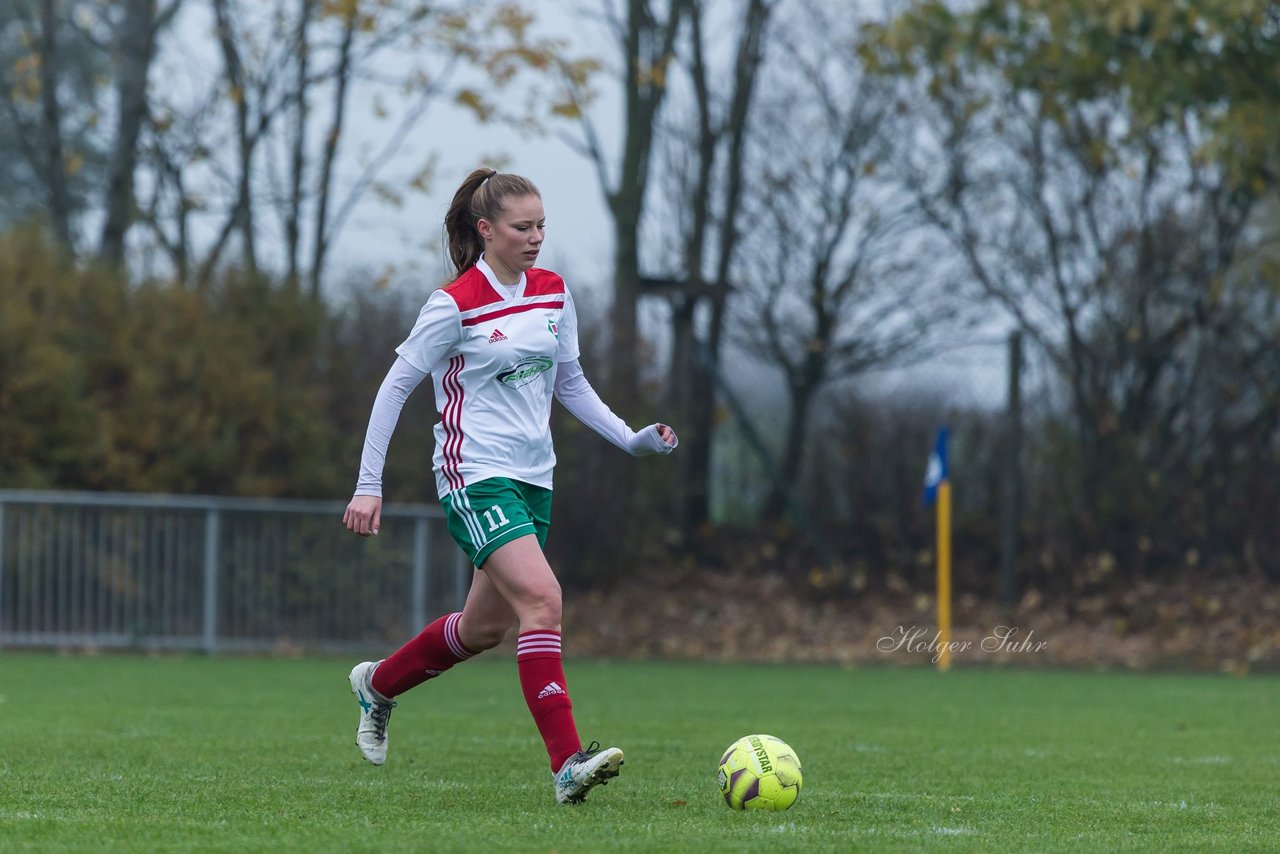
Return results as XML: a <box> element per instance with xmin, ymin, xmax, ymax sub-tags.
<box><xmin>937</xmin><ymin>479</ymin><xmax>952</xmax><ymax>672</ymax></box>
<box><xmin>1001</xmin><ymin>330</ymin><xmax>1023</xmax><ymax>609</ymax></box>
<box><xmin>926</xmin><ymin>426</ymin><xmax>952</xmax><ymax>671</ymax></box>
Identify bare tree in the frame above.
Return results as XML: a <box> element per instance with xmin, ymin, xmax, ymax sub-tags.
<box><xmin>176</xmin><ymin>0</ymin><xmax>469</xmax><ymax>290</ymax></box>
<box><xmin>308</xmin><ymin>0</ymin><xmax>357</xmax><ymax>296</ymax></box>
<box><xmin>655</xmin><ymin>0</ymin><xmax>774</xmax><ymax>534</ymax></box>
<box><xmin>0</xmin><ymin>0</ymin><xmax>91</xmax><ymax>247</ymax></box>
<box><xmin>865</xmin><ymin>0</ymin><xmax>1273</xmax><ymax>558</ymax></box>
<box><xmin>553</xmin><ymin>0</ymin><xmax>689</xmax><ymax>402</ymax></box>
<box><xmin>284</xmin><ymin>0</ymin><xmax>315</xmax><ymax>290</ymax></box>
<box><xmin>732</xmin><ymin>13</ymin><xmax>956</xmax><ymax>519</ymax></box>
<box><xmin>0</xmin><ymin>1</ymin><xmax>179</xmax><ymax>257</ymax></box>
<box><xmin>36</xmin><ymin>0</ymin><xmax>72</xmax><ymax>247</ymax></box>
<box><xmin>99</xmin><ymin>0</ymin><xmax>183</xmax><ymax>267</ymax></box>
<box><xmin>200</xmin><ymin>0</ymin><xmax>281</xmax><ymax>280</ymax></box>
<box><xmin>1</xmin><ymin>0</ymin><xmax>607</xmax><ymax>289</ymax></box>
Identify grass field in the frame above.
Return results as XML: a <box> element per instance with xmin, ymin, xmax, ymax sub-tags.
<box><xmin>1</xmin><ymin>653</ymin><xmax>1277</xmax><ymax>852</ymax></box>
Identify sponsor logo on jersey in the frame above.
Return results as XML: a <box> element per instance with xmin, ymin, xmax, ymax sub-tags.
<box><xmin>488</xmin><ymin>328</ymin><xmax>507</xmax><ymax>343</ymax></box>
<box><xmin>497</xmin><ymin>356</ymin><xmax>554</xmax><ymax>388</ymax></box>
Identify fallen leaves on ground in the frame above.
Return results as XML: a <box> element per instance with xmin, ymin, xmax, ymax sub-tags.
<box><xmin>561</xmin><ymin>570</ymin><xmax>1280</xmax><ymax>673</ymax></box>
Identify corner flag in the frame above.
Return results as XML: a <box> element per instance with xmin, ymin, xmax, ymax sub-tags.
<box><xmin>923</xmin><ymin>426</ymin><xmax>952</xmax><ymax>671</ymax></box>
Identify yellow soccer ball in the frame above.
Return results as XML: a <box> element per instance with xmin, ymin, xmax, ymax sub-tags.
<box><xmin>717</xmin><ymin>734</ymin><xmax>803</xmax><ymax>811</ymax></box>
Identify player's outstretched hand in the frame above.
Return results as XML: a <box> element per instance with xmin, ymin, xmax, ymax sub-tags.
<box><xmin>344</xmin><ymin>495</ymin><xmax>383</xmax><ymax>537</ymax></box>
<box><xmin>657</xmin><ymin>424</ymin><xmax>678</xmax><ymax>447</ymax></box>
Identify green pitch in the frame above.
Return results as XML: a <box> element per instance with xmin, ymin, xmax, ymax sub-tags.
<box><xmin>1</xmin><ymin>654</ymin><xmax>1276</xmax><ymax>852</ymax></box>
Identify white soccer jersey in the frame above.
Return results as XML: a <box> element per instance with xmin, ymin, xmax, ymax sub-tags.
<box><xmin>395</xmin><ymin>257</ymin><xmax>580</xmax><ymax>498</ymax></box>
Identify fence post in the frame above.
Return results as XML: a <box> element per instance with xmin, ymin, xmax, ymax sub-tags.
<box><xmin>411</xmin><ymin>516</ymin><xmax>429</xmax><ymax>630</ymax></box>
<box><xmin>203</xmin><ymin>509</ymin><xmax>220</xmax><ymax>654</ymax></box>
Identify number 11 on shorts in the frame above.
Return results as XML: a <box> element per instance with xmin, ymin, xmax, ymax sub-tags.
<box><xmin>482</xmin><ymin>504</ymin><xmax>510</xmax><ymax>532</ymax></box>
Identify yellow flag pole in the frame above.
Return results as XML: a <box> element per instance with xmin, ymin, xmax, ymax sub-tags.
<box><xmin>937</xmin><ymin>479</ymin><xmax>952</xmax><ymax>672</ymax></box>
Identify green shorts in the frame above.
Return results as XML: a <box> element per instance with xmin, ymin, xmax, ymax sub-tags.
<box><xmin>441</xmin><ymin>477</ymin><xmax>552</xmax><ymax>567</ymax></box>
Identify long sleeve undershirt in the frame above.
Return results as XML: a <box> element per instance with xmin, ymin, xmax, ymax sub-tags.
<box><xmin>354</xmin><ymin>356</ymin><xmax>427</xmax><ymax>497</ymax></box>
<box><xmin>551</xmin><ymin>360</ymin><xmax>676</xmax><ymax>457</ymax></box>
<box><xmin>353</xmin><ymin>356</ymin><xmax>675</xmax><ymax>497</ymax></box>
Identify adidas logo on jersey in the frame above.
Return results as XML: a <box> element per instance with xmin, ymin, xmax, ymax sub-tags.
<box><xmin>488</xmin><ymin>328</ymin><xmax>507</xmax><ymax>343</ymax></box>
<box><xmin>537</xmin><ymin>681</ymin><xmax>566</xmax><ymax>699</ymax></box>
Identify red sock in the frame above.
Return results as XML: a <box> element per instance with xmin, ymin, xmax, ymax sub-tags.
<box><xmin>372</xmin><ymin>612</ymin><xmax>476</xmax><ymax>698</ymax></box>
<box><xmin>517</xmin><ymin>630</ymin><xmax>582</xmax><ymax>770</ymax></box>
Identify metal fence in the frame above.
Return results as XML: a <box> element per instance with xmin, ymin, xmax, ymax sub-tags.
<box><xmin>0</xmin><ymin>490</ymin><xmax>467</xmax><ymax>653</ymax></box>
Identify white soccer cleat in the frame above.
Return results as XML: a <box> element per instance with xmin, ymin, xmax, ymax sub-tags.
<box><xmin>348</xmin><ymin>661</ymin><xmax>395</xmax><ymax>765</ymax></box>
<box><xmin>553</xmin><ymin>741</ymin><xmax>624</xmax><ymax>804</ymax></box>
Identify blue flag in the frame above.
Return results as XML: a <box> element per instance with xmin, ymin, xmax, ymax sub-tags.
<box><xmin>923</xmin><ymin>426</ymin><xmax>949</xmax><ymax>506</ymax></box>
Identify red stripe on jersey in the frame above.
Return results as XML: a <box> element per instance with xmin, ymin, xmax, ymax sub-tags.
<box><xmin>443</xmin><ymin>268</ymin><xmax>503</xmax><ymax>313</ymax></box>
<box><xmin>524</xmin><ymin>269</ymin><xmax>567</xmax><ymax>297</ymax></box>
<box><xmin>440</xmin><ymin>358</ymin><xmax>457</xmax><ymax>490</ymax></box>
<box><xmin>461</xmin><ymin>298</ymin><xmax>565</xmax><ymax>327</ymax></box>
<box><xmin>441</xmin><ymin>355</ymin><xmax>466</xmax><ymax>490</ymax></box>
<box><xmin>443</xmin><ymin>356</ymin><xmax>465</xmax><ymax>490</ymax></box>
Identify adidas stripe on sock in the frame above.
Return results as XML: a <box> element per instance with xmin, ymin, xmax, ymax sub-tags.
<box><xmin>517</xmin><ymin>629</ymin><xmax>581</xmax><ymax>770</ymax></box>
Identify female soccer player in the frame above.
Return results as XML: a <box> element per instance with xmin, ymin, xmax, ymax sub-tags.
<box><xmin>342</xmin><ymin>167</ymin><xmax>677</xmax><ymax>804</ymax></box>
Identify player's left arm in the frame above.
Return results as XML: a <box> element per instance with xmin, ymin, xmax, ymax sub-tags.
<box><xmin>553</xmin><ymin>359</ymin><xmax>678</xmax><ymax>456</ymax></box>
<box><xmin>551</xmin><ymin>283</ymin><xmax>677</xmax><ymax>454</ymax></box>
